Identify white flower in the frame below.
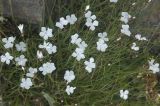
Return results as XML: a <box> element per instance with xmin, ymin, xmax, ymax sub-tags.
<box><xmin>46</xmin><ymin>43</ymin><xmax>57</xmax><ymax>54</ymax></box>
<box><xmin>71</xmin><ymin>33</ymin><xmax>82</xmax><ymax>45</ymax></box>
<box><xmin>15</xmin><ymin>42</ymin><xmax>27</xmax><ymax>52</ymax></box>
<box><xmin>85</xmin><ymin>18</ymin><xmax>92</xmax><ymax>27</ymax></box>
<box><xmin>98</xmin><ymin>32</ymin><xmax>109</xmax><ymax>42</ymax></box>
<box><xmin>70</xmin><ymin>33</ymin><xmax>88</xmax><ymax>50</ymax></box>
<box><xmin>85</xmin><ymin>11</ymin><xmax>92</xmax><ymax>18</ymax></box>
<box><xmin>90</xmin><ymin>20</ymin><xmax>99</xmax><ymax>31</ymax></box>
<box><xmin>120</xmin><ymin>12</ymin><xmax>131</xmax><ymax>24</ymax></box>
<box><xmin>1</xmin><ymin>52</ymin><xmax>13</xmax><ymax>65</ymax></box>
<box><xmin>20</xmin><ymin>78</ymin><xmax>33</xmax><ymax>89</ymax></box>
<box><xmin>131</xmin><ymin>42</ymin><xmax>139</xmax><ymax>51</ymax></box>
<box><xmin>135</xmin><ymin>34</ymin><xmax>141</xmax><ymax>40</ymax></box>
<box><xmin>2</xmin><ymin>36</ymin><xmax>16</xmax><ymax>49</ymax></box>
<box><xmin>97</xmin><ymin>39</ymin><xmax>108</xmax><ymax>52</ymax></box>
<box><xmin>72</xmin><ymin>48</ymin><xmax>85</xmax><ymax>61</ymax></box>
<box><xmin>110</xmin><ymin>0</ymin><xmax>118</xmax><ymax>3</ymax></box>
<box><xmin>64</xmin><ymin>70</ymin><xmax>75</xmax><ymax>84</ymax></box>
<box><xmin>55</xmin><ymin>22</ymin><xmax>64</xmax><ymax>29</ymax></box>
<box><xmin>56</xmin><ymin>17</ymin><xmax>68</xmax><ymax>29</ymax></box>
<box><xmin>15</xmin><ymin>55</ymin><xmax>27</xmax><ymax>66</ymax></box>
<box><xmin>39</xmin><ymin>62</ymin><xmax>56</xmax><ymax>75</ymax></box>
<box><xmin>39</xmin><ymin>27</ymin><xmax>53</xmax><ymax>40</ymax></box>
<box><xmin>85</xmin><ymin>18</ymin><xmax>99</xmax><ymax>31</ymax></box>
<box><xmin>37</xmin><ymin>50</ymin><xmax>43</xmax><ymax>59</ymax></box>
<box><xmin>85</xmin><ymin>11</ymin><xmax>97</xmax><ymax>20</ymax></box>
<box><xmin>120</xmin><ymin>90</ymin><xmax>129</xmax><ymax>100</ymax></box>
<box><xmin>65</xmin><ymin>85</ymin><xmax>76</xmax><ymax>95</ymax></box>
<box><xmin>26</xmin><ymin>67</ymin><xmax>38</xmax><ymax>78</ymax></box>
<box><xmin>121</xmin><ymin>24</ymin><xmax>131</xmax><ymax>36</ymax></box>
<box><xmin>39</xmin><ymin>41</ymin><xmax>57</xmax><ymax>54</ymax></box>
<box><xmin>135</xmin><ymin>34</ymin><xmax>147</xmax><ymax>41</ymax></box>
<box><xmin>18</xmin><ymin>24</ymin><xmax>24</xmax><ymax>34</ymax></box>
<box><xmin>85</xmin><ymin>5</ymin><xmax>90</xmax><ymax>11</ymax></box>
<box><xmin>84</xmin><ymin>57</ymin><xmax>96</xmax><ymax>73</ymax></box>
<box><xmin>148</xmin><ymin>59</ymin><xmax>160</xmax><ymax>73</ymax></box>
<box><xmin>39</xmin><ymin>41</ymin><xmax>50</xmax><ymax>49</ymax></box>
<box><xmin>60</xmin><ymin>17</ymin><xmax>68</xmax><ymax>25</ymax></box>
<box><xmin>66</xmin><ymin>14</ymin><xmax>77</xmax><ymax>25</ymax></box>
<box><xmin>85</xmin><ymin>11</ymin><xmax>99</xmax><ymax>31</ymax></box>
<box><xmin>77</xmin><ymin>41</ymin><xmax>88</xmax><ymax>50</ymax></box>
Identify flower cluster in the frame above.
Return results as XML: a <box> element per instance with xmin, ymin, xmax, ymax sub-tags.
<box><xmin>71</xmin><ymin>33</ymin><xmax>88</xmax><ymax>61</ymax></box>
<box><xmin>0</xmin><ymin>2</ymin><xmax>158</xmax><ymax>101</ymax></box>
<box><xmin>56</xmin><ymin>14</ymin><xmax>77</xmax><ymax>29</ymax></box>
<box><xmin>71</xmin><ymin>32</ymin><xmax>96</xmax><ymax>78</ymax></box>
<box><xmin>71</xmin><ymin>34</ymin><xmax>88</xmax><ymax>49</ymax></box>
<box><xmin>97</xmin><ymin>32</ymin><xmax>109</xmax><ymax>52</ymax></box>
<box><xmin>1</xmin><ymin>35</ymin><xmax>31</xmax><ymax>89</ymax></box>
<box><xmin>20</xmin><ymin>61</ymin><xmax>56</xmax><ymax>89</ymax></box>
<box><xmin>120</xmin><ymin>11</ymin><xmax>131</xmax><ymax>37</ymax></box>
<box><xmin>1</xmin><ymin>25</ymin><xmax>58</xmax><ymax>89</ymax></box>
<box><xmin>2</xmin><ymin>36</ymin><xmax>27</xmax><ymax>53</ymax></box>
<box><xmin>39</xmin><ymin>41</ymin><xmax>57</xmax><ymax>54</ymax></box>
<box><xmin>38</xmin><ymin>27</ymin><xmax>57</xmax><ymax>55</ymax></box>
<box><xmin>85</xmin><ymin>11</ymin><xmax>99</xmax><ymax>31</ymax></box>
<box><xmin>135</xmin><ymin>34</ymin><xmax>147</xmax><ymax>41</ymax></box>
<box><xmin>64</xmin><ymin>70</ymin><xmax>76</xmax><ymax>95</ymax></box>
<box><xmin>19</xmin><ymin>26</ymin><xmax>57</xmax><ymax>89</ymax></box>
<box><xmin>148</xmin><ymin>59</ymin><xmax>160</xmax><ymax>73</ymax></box>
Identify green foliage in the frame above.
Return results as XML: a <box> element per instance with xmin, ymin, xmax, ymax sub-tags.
<box><xmin>0</xmin><ymin>0</ymin><xmax>160</xmax><ymax>105</ymax></box>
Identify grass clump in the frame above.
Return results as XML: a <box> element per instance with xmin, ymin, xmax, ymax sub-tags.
<box><xmin>0</xmin><ymin>0</ymin><xmax>160</xmax><ymax>105</ymax></box>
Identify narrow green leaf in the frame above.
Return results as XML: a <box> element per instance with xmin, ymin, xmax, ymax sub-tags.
<box><xmin>42</xmin><ymin>92</ymin><xmax>55</xmax><ymax>106</ymax></box>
